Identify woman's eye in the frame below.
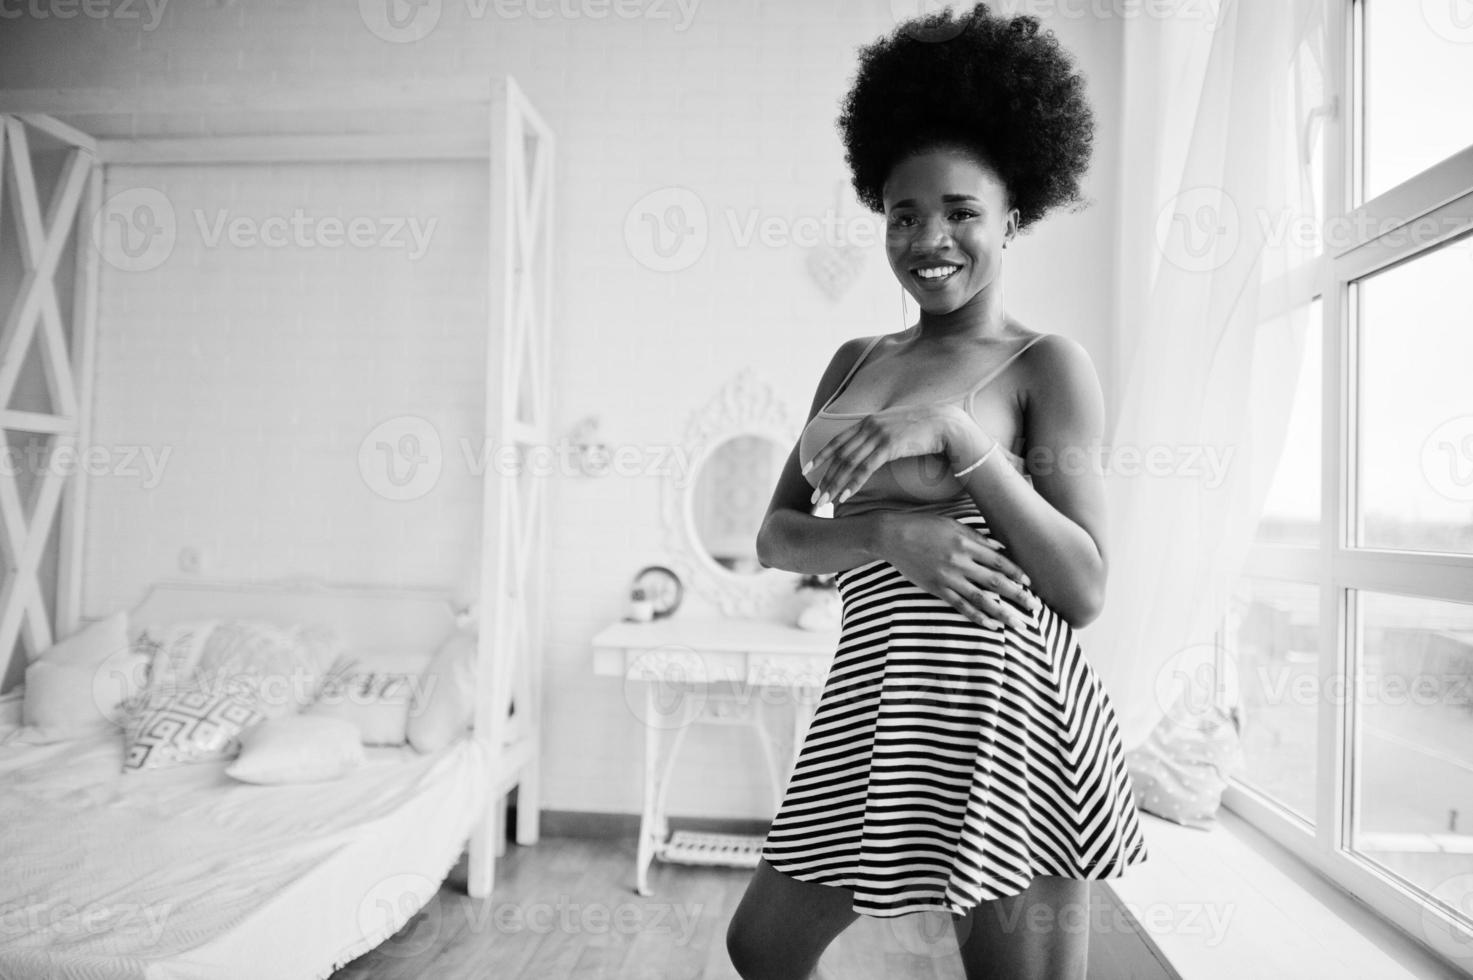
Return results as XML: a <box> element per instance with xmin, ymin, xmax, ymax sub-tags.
<box><xmin>949</xmin><ymin>209</ymin><xmax>978</xmax><ymax>221</ymax></box>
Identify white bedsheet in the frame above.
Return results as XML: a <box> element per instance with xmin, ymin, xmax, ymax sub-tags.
<box><xmin>0</xmin><ymin>694</ymin><xmax>490</xmax><ymax>980</ymax></box>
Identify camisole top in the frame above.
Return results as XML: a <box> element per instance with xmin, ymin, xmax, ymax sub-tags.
<box><xmin>798</xmin><ymin>332</ymin><xmax>1046</xmax><ymax>519</ymax></box>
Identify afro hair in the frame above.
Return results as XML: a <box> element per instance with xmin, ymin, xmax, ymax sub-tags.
<box><xmin>838</xmin><ymin>2</ymin><xmax>1096</xmax><ymax>231</ymax></box>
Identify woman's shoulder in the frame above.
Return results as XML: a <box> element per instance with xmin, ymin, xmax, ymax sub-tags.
<box><xmin>1006</xmin><ymin>327</ymin><xmax>1096</xmax><ymax>374</ymax></box>
<box><xmin>1012</xmin><ymin>330</ymin><xmax>1105</xmax><ymax>411</ymax></box>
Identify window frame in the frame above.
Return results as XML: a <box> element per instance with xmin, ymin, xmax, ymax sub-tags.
<box><xmin>1217</xmin><ymin>0</ymin><xmax>1473</xmax><ymax>965</ymax></box>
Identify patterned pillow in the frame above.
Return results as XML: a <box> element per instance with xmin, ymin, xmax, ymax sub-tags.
<box><xmin>132</xmin><ymin>620</ymin><xmax>221</xmax><ymax>695</ymax></box>
<box><xmin>135</xmin><ymin>619</ymin><xmax>343</xmax><ymax>721</ymax></box>
<box><xmin>1125</xmin><ymin>695</ymin><xmax>1245</xmax><ymax>830</ymax></box>
<box><xmin>193</xmin><ymin>619</ymin><xmax>335</xmax><ymax>719</ymax></box>
<box><xmin>122</xmin><ymin>687</ymin><xmax>265</xmax><ymax>773</ymax></box>
<box><xmin>304</xmin><ymin>652</ymin><xmax>429</xmax><ymax>746</ymax></box>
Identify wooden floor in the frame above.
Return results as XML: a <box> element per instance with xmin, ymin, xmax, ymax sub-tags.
<box><xmin>331</xmin><ymin>838</ymin><xmax>1176</xmax><ymax>979</ymax></box>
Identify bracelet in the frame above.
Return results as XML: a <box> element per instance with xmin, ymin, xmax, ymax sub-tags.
<box><xmin>952</xmin><ymin>442</ymin><xmax>998</xmax><ymax>479</ymax></box>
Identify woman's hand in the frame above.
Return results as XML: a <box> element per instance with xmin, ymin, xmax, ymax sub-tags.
<box><xmin>877</xmin><ymin>511</ymin><xmax>1042</xmax><ymax>631</ymax></box>
<box><xmin>803</xmin><ymin>403</ymin><xmax>978</xmax><ymax>508</ymax></box>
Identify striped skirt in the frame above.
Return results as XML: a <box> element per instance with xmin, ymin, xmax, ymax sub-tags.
<box><xmin>760</xmin><ymin>503</ymin><xmax>1150</xmax><ymax>918</ymax></box>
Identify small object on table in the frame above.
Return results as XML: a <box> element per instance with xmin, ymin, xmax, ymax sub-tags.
<box><xmin>626</xmin><ymin>587</ymin><xmax>654</xmax><ymax>623</ymax></box>
<box><xmin>793</xmin><ymin>574</ymin><xmax>841</xmax><ymax>632</ymax></box>
<box><xmin>630</xmin><ymin>565</ymin><xmax>684</xmax><ymax>619</ymax></box>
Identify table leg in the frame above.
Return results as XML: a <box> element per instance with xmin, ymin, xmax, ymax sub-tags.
<box><xmin>635</xmin><ymin>681</ymin><xmax>660</xmax><ymax>897</ymax></box>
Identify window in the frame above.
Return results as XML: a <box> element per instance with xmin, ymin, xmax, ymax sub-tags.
<box><xmin>1222</xmin><ymin>0</ymin><xmax>1473</xmax><ymax>966</ymax></box>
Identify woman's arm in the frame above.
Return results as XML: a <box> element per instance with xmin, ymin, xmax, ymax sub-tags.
<box><xmin>944</xmin><ymin>334</ymin><xmax>1109</xmax><ymax>628</ymax></box>
<box><xmin>755</xmin><ymin>337</ymin><xmax>892</xmax><ymax>573</ymax></box>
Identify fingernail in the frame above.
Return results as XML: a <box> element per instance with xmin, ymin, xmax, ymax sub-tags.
<box><xmin>802</xmin><ymin>460</ymin><xmax>813</xmax><ymax>475</ymax></box>
<box><xmin>836</xmin><ymin>489</ymin><xmax>852</xmax><ymax>504</ymax></box>
<box><xmin>1020</xmin><ymin>574</ymin><xmax>1030</xmax><ymax>586</ymax></box>
<box><xmin>810</xmin><ymin>488</ymin><xmax>820</xmax><ymax>505</ymax></box>
<box><xmin>815</xmin><ymin>492</ymin><xmax>829</xmax><ymax>508</ymax></box>
<box><xmin>984</xmin><ymin>618</ymin><xmax>1004</xmax><ymax>629</ymax></box>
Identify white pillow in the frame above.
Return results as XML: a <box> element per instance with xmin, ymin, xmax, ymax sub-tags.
<box><xmin>304</xmin><ymin>651</ymin><xmax>431</xmax><ymax>746</ymax></box>
<box><xmin>407</xmin><ymin>632</ymin><xmax>477</xmax><ymax>754</ymax></box>
<box><xmin>225</xmin><ymin>714</ymin><xmax>365</xmax><ymax>784</ymax></box>
<box><xmin>20</xmin><ymin>611</ymin><xmax>147</xmax><ymax>742</ymax></box>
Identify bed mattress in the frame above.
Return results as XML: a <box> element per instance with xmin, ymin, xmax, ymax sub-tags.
<box><xmin>0</xmin><ymin>694</ymin><xmax>490</xmax><ymax>980</ymax></box>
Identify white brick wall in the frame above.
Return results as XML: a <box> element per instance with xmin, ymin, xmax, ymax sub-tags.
<box><xmin>87</xmin><ymin>159</ymin><xmax>489</xmax><ymax>614</ymax></box>
<box><xmin>3</xmin><ymin>0</ymin><xmax>1125</xmax><ymax>821</ymax></box>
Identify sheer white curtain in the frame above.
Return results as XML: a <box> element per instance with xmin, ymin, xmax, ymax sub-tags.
<box><xmin>1083</xmin><ymin>0</ymin><xmax>1328</xmax><ymax>749</ymax></box>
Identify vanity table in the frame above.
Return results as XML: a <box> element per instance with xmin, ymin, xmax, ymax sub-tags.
<box><xmin>594</xmin><ymin>368</ymin><xmax>844</xmax><ymax>896</ymax></box>
<box><xmin>592</xmin><ymin>615</ymin><xmax>838</xmax><ymax>896</ymax></box>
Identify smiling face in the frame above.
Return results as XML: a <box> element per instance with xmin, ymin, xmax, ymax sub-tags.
<box><xmin>882</xmin><ymin>144</ymin><xmax>1020</xmax><ymax>317</ymax></box>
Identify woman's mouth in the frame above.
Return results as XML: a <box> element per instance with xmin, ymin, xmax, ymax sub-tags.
<box><xmin>911</xmin><ymin>264</ymin><xmax>962</xmax><ymax>288</ymax></box>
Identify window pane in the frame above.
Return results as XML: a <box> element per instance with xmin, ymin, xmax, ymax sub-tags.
<box><xmin>1357</xmin><ymin>234</ymin><xmax>1473</xmax><ymax>555</ymax></box>
<box><xmin>1227</xmin><ymin>578</ymin><xmax>1320</xmax><ymax>824</ymax></box>
<box><xmin>1256</xmin><ymin>299</ymin><xmax>1322</xmax><ymax>545</ymax></box>
<box><xmin>1352</xmin><ymin>591</ymin><xmax>1473</xmax><ymax>925</ymax></box>
<box><xmin>1363</xmin><ymin>0</ymin><xmax>1473</xmax><ymax>200</ymax></box>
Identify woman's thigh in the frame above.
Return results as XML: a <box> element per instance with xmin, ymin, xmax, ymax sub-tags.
<box><xmin>726</xmin><ymin>860</ymin><xmax>860</xmax><ymax>980</ymax></box>
<box><xmin>951</xmin><ymin>876</ymin><xmax>1090</xmax><ymax>980</ymax></box>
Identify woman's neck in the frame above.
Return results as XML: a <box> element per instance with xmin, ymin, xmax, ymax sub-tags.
<box><xmin>911</xmin><ymin>283</ymin><xmax>1010</xmax><ymax>346</ymax></box>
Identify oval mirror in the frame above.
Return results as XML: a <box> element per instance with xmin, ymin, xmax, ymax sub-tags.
<box><xmin>689</xmin><ymin>433</ymin><xmax>788</xmax><ymax>576</ymax></box>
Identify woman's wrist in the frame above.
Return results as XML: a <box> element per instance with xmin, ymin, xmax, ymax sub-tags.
<box><xmin>862</xmin><ymin>510</ymin><xmax>898</xmax><ymax>562</ymax></box>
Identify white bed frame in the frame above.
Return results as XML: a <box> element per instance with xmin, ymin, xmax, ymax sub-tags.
<box><xmin>0</xmin><ymin>77</ymin><xmax>553</xmax><ymax>903</ymax></box>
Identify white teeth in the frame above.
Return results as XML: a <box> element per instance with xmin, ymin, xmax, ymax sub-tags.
<box><xmin>916</xmin><ymin>266</ymin><xmax>959</xmax><ymax>280</ymax></box>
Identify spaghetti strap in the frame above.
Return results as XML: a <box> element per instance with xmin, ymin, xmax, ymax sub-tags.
<box><xmin>963</xmin><ymin>333</ymin><xmax>1048</xmax><ymax>412</ymax></box>
<box><xmin>818</xmin><ymin>334</ymin><xmax>886</xmax><ymax>414</ymax></box>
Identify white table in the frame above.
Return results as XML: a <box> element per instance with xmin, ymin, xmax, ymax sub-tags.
<box><xmin>591</xmin><ymin>615</ymin><xmax>840</xmax><ymax>895</ymax></box>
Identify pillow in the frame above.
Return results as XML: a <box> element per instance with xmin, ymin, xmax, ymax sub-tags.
<box><xmin>407</xmin><ymin>631</ymin><xmax>477</xmax><ymax>754</ymax></box>
<box><xmin>304</xmin><ymin>651</ymin><xmax>430</xmax><ymax>746</ymax></box>
<box><xmin>122</xmin><ymin>686</ymin><xmax>265</xmax><ymax>773</ymax></box>
<box><xmin>193</xmin><ymin>619</ymin><xmax>335</xmax><ymax>719</ymax></box>
<box><xmin>225</xmin><ymin>714</ymin><xmax>365</xmax><ymax>784</ymax></box>
<box><xmin>19</xmin><ymin>611</ymin><xmax>147</xmax><ymax>742</ymax></box>
<box><xmin>1124</xmin><ymin>695</ymin><xmax>1245</xmax><ymax>830</ymax></box>
<box><xmin>134</xmin><ymin>619</ymin><xmax>222</xmax><ymax>693</ymax></box>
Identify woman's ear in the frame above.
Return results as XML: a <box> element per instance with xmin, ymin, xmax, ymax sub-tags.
<box><xmin>1002</xmin><ymin>207</ymin><xmax>1021</xmax><ymax>248</ymax></box>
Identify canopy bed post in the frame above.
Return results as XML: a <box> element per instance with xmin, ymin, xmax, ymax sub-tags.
<box><xmin>469</xmin><ymin>76</ymin><xmax>554</xmax><ymax>900</ymax></box>
<box><xmin>0</xmin><ymin>114</ymin><xmax>98</xmax><ymax>682</ymax></box>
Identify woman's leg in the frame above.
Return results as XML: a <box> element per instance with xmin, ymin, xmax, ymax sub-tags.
<box><xmin>951</xmin><ymin>876</ymin><xmax>1090</xmax><ymax>980</ymax></box>
<box><xmin>726</xmin><ymin>859</ymin><xmax>861</xmax><ymax>980</ymax></box>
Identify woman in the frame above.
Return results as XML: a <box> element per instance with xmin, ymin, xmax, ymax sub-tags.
<box><xmin>725</xmin><ymin>6</ymin><xmax>1149</xmax><ymax>979</ymax></box>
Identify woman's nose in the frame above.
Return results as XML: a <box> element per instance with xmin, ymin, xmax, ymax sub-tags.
<box><xmin>913</xmin><ymin>215</ymin><xmax>953</xmax><ymax>249</ymax></box>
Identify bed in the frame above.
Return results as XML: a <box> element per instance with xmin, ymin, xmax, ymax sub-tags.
<box><xmin>0</xmin><ymin>581</ymin><xmax>512</xmax><ymax>980</ymax></box>
<box><xmin>0</xmin><ymin>70</ymin><xmax>553</xmax><ymax>970</ymax></box>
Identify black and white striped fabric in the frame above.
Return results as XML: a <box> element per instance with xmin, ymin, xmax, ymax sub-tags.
<box><xmin>761</xmin><ymin>499</ymin><xmax>1150</xmax><ymax>917</ymax></box>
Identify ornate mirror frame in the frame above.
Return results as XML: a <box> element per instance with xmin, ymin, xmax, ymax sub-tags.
<box><xmin>660</xmin><ymin>369</ymin><xmax>800</xmax><ymax>617</ymax></box>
